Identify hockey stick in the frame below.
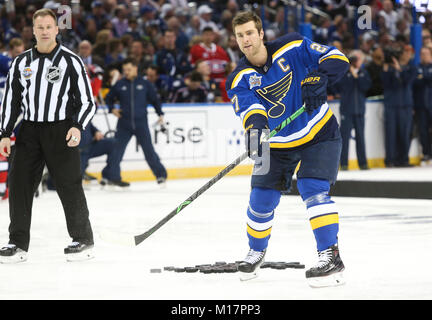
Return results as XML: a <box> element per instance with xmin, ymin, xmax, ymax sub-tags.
<box><xmin>100</xmin><ymin>105</ymin><xmax>306</xmax><ymax>246</ymax></box>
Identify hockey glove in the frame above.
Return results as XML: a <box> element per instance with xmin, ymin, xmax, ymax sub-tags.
<box><xmin>301</xmin><ymin>71</ymin><xmax>328</xmax><ymax>114</ymax></box>
<box><xmin>245</xmin><ymin>124</ymin><xmax>270</xmax><ymax>158</ymax></box>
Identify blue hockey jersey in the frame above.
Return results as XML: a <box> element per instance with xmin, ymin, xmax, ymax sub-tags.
<box><xmin>226</xmin><ymin>32</ymin><xmax>349</xmax><ymax>149</ymax></box>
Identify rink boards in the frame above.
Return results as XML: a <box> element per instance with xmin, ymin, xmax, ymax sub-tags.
<box><xmin>88</xmin><ymin>101</ymin><xmax>431</xmax><ymax>199</ymax></box>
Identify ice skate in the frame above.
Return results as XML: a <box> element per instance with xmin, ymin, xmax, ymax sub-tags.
<box><xmin>157</xmin><ymin>177</ymin><xmax>167</xmax><ymax>189</ymax></box>
<box><xmin>100</xmin><ymin>178</ymin><xmax>130</xmax><ymax>190</ymax></box>
<box><xmin>306</xmin><ymin>244</ymin><xmax>345</xmax><ymax>288</ymax></box>
<box><xmin>64</xmin><ymin>242</ymin><xmax>94</xmax><ymax>262</ymax></box>
<box><xmin>0</xmin><ymin>244</ymin><xmax>27</xmax><ymax>264</ymax></box>
<box><xmin>238</xmin><ymin>249</ymin><xmax>266</xmax><ymax>281</ymax></box>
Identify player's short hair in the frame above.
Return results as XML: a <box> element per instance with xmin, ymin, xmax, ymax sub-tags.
<box><xmin>232</xmin><ymin>11</ymin><xmax>262</xmax><ymax>33</ymax></box>
<box><xmin>32</xmin><ymin>8</ymin><xmax>58</xmax><ymax>26</ymax></box>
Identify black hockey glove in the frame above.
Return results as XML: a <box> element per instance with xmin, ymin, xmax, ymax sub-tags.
<box><xmin>301</xmin><ymin>71</ymin><xmax>328</xmax><ymax>114</ymax></box>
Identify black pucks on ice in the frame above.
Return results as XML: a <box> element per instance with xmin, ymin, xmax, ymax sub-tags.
<box><xmin>174</xmin><ymin>267</ymin><xmax>186</xmax><ymax>272</ymax></box>
<box><xmin>185</xmin><ymin>267</ymin><xmax>199</xmax><ymax>273</ymax></box>
<box><xmin>212</xmin><ymin>267</ymin><xmax>225</xmax><ymax>273</ymax></box>
<box><xmin>200</xmin><ymin>268</ymin><xmax>214</xmax><ymax>274</ymax></box>
<box><xmin>150</xmin><ymin>268</ymin><xmax>162</xmax><ymax>273</ymax></box>
<box><xmin>196</xmin><ymin>264</ymin><xmax>212</xmax><ymax>268</ymax></box>
<box><xmin>223</xmin><ymin>265</ymin><xmax>238</xmax><ymax>273</ymax></box>
<box><xmin>260</xmin><ymin>262</ymin><xmax>272</xmax><ymax>268</ymax></box>
<box><xmin>272</xmin><ymin>264</ymin><xmax>288</xmax><ymax>270</ymax></box>
<box><xmin>215</xmin><ymin>261</ymin><xmax>227</xmax><ymax>265</ymax></box>
<box><xmin>164</xmin><ymin>266</ymin><xmax>175</xmax><ymax>271</ymax></box>
<box><xmin>292</xmin><ymin>264</ymin><xmax>305</xmax><ymax>269</ymax></box>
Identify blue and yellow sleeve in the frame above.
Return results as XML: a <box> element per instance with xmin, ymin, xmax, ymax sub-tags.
<box><xmin>226</xmin><ymin>68</ymin><xmax>268</xmax><ymax>131</ymax></box>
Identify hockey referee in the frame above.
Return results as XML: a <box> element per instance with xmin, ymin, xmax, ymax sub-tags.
<box><xmin>0</xmin><ymin>8</ymin><xmax>96</xmax><ymax>263</ymax></box>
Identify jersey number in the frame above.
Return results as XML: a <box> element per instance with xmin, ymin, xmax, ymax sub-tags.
<box><xmin>231</xmin><ymin>94</ymin><xmax>239</xmax><ymax>113</ymax></box>
<box><xmin>310</xmin><ymin>43</ymin><xmax>327</xmax><ymax>53</ymax></box>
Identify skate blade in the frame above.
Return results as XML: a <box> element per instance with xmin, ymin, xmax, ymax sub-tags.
<box><xmin>307</xmin><ymin>271</ymin><xmax>345</xmax><ymax>288</ymax></box>
<box><xmin>239</xmin><ymin>271</ymin><xmax>259</xmax><ymax>281</ymax></box>
<box><xmin>0</xmin><ymin>253</ymin><xmax>28</xmax><ymax>264</ymax></box>
<box><xmin>65</xmin><ymin>249</ymin><xmax>95</xmax><ymax>262</ymax></box>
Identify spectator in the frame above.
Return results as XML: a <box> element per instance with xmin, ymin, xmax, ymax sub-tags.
<box><xmin>125</xmin><ymin>17</ymin><xmax>144</xmax><ymax>41</ymax></box>
<box><xmin>195</xmin><ymin>59</ymin><xmax>219</xmax><ymax>102</ymax></box>
<box><xmin>185</xmin><ymin>15</ymin><xmax>201</xmax><ymax>40</ymax></box>
<box><xmin>366</xmin><ymin>46</ymin><xmax>384</xmax><ymax>97</ymax></box>
<box><xmin>145</xmin><ymin>65</ymin><xmax>173</xmax><ymax>103</ymax></box>
<box><xmin>334</xmin><ymin>50</ymin><xmax>372</xmax><ymax>171</ymax></box>
<box><xmin>412</xmin><ymin>47</ymin><xmax>432</xmax><ymax>165</ymax></box>
<box><xmin>189</xmin><ymin>27</ymin><xmax>230</xmax><ymax>84</ymax></box>
<box><xmin>129</xmin><ymin>39</ymin><xmax>152</xmax><ymax>76</ymax></box>
<box><xmin>379</xmin><ymin>0</ymin><xmax>399</xmax><ymax>37</ymax></box>
<box><xmin>165</xmin><ymin>16</ymin><xmax>190</xmax><ymax>53</ymax></box>
<box><xmin>155</xmin><ymin>28</ymin><xmax>191</xmax><ymax>79</ymax></box>
<box><xmin>381</xmin><ymin>44</ymin><xmax>417</xmax><ymax>167</ymax></box>
<box><xmin>20</xmin><ymin>25</ymin><xmax>33</xmax><ymax>50</ymax></box>
<box><xmin>197</xmin><ymin>4</ymin><xmax>219</xmax><ymax>34</ymax></box>
<box><xmin>105</xmin><ymin>38</ymin><xmax>125</xmax><ymax>66</ymax></box>
<box><xmin>225</xmin><ymin>34</ymin><xmax>241</xmax><ymax>65</ymax></box>
<box><xmin>86</xmin><ymin>1</ymin><xmax>107</xmax><ymax>31</ymax></box>
<box><xmin>111</xmin><ymin>5</ymin><xmax>129</xmax><ymax>38</ymax></box>
<box><xmin>170</xmin><ymin>71</ymin><xmax>208</xmax><ymax>103</ymax></box>
<box><xmin>78</xmin><ymin>40</ymin><xmax>104</xmax><ymax>68</ymax></box>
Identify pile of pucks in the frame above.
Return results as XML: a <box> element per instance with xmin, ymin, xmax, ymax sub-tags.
<box><xmin>150</xmin><ymin>261</ymin><xmax>305</xmax><ymax>274</ymax></box>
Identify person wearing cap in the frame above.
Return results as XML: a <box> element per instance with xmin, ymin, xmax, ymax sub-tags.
<box><xmin>197</xmin><ymin>4</ymin><xmax>219</xmax><ymax>34</ymax></box>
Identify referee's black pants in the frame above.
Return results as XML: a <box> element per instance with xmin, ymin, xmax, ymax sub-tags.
<box><xmin>8</xmin><ymin>120</ymin><xmax>94</xmax><ymax>252</ymax></box>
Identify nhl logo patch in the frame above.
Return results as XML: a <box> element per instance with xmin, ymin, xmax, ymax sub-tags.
<box><xmin>249</xmin><ymin>74</ymin><xmax>262</xmax><ymax>89</ymax></box>
<box><xmin>45</xmin><ymin>66</ymin><xmax>62</xmax><ymax>83</ymax></box>
<box><xmin>22</xmin><ymin>67</ymin><xmax>33</xmax><ymax>80</ymax></box>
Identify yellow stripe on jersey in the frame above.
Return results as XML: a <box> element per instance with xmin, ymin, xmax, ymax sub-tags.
<box><xmin>242</xmin><ymin>109</ymin><xmax>268</xmax><ymax>129</ymax></box>
<box><xmin>310</xmin><ymin>213</ymin><xmax>339</xmax><ymax>230</ymax></box>
<box><xmin>270</xmin><ymin>107</ymin><xmax>333</xmax><ymax>148</ymax></box>
<box><xmin>247</xmin><ymin>225</ymin><xmax>272</xmax><ymax>239</ymax></box>
<box><xmin>272</xmin><ymin>40</ymin><xmax>303</xmax><ymax>62</ymax></box>
<box><xmin>230</xmin><ymin>68</ymin><xmax>256</xmax><ymax>89</ymax></box>
<box><xmin>319</xmin><ymin>54</ymin><xmax>349</xmax><ymax>64</ymax></box>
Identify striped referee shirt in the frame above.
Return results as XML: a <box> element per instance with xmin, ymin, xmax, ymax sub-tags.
<box><xmin>0</xmin><ymin>42</ymin><xmax>95</xmax><ymax>138</ymax></box>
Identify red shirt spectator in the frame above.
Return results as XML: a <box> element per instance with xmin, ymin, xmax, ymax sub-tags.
<box><xmin>190</xmin><ymin>27</ymin><xmax>230</xmax><ymax>83</ymax></box>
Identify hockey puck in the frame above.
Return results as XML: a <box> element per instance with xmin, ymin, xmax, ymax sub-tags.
<box><xmin>150</xmin><ymin>268</ymin><xmax>162</xmax><ymax>273</ymax></box>
<box><xmin>174</xmin><ymin>268</ymin><xmax>186</xmax><ymax>273</ymax></box>
<box><xmin>200</xmin><ymin>268</ymin><xmax>214</xmax><ymax>274</ymax></box>
<box><xmin>163</xmin><ymin>266</ymin><xmax>175</xmax><ymax>271</ymax></box>
<box><xmin>292</xmin><ymin>264</ymin><xmax>305</xmax><ymax>269</ymax></box>
<box><xmin>271</xmin><ymin>264</ymin><xmax>287</xmax><ymax>270</ymax></box>
<box><xmin>185</xmin><ymin>267</ymin><xmax>199</xmax><ymax>273</ymax></box>
<box><xmin>260</xmin><ymin>262</ymin><xmax>272</xmax><ymax>269</ymax></box>
<box><xmin>215</xmin><ymin>261</ymin><xmax>227</xmax><ymax>265</ymax></box>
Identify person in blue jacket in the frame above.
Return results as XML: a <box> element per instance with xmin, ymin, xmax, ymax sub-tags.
<box><xmin>381</xmin><ymin>45</ymin><xmax>417</xmax><ymax>167</ymax></box>
<box><xmin>78</xmin><ymin>122</ymin><xmax>127</xmax><ymax>186</ymax></box>
<box><xmin>412</xmin><ymin>47</ymin><xmax>432</xmax><ymax>164</ymax></box>
<box><xmin>105</xmin><ymin>58</ymin><xmax>167</xmax><ymax>185</ymax></box>
<box><xmin>333</xmin><ymin>50</ymin><xmax>372</xmax><ymax>170</ymax></box>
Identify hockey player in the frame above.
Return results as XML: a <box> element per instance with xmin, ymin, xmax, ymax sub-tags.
<box><xmin>226</xmin><ymin>11</ymin><xmax>349</xmax><ymax>287</ymax></box>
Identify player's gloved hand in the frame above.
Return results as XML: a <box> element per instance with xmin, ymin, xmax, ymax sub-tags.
<box><xmin>301</xmin><ymin>71</ymin><xmax>328</xmax><ymax>114</ymax></box>
<box><xmin>245</xmin><ymin>124</ymin><xmax>269</xmax><ymax>158</ymax></box>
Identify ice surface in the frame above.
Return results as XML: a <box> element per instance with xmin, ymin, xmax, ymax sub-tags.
<box><xmin>0</xmin><ymin>175</ymin><xmax>431</xmax><ymax>300</ymax></box>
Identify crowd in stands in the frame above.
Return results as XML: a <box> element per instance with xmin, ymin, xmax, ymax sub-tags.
<box><xmin>0</xmin><ymin>0</ymin><xmax>431</xmax><ymax>170</ymax></box>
